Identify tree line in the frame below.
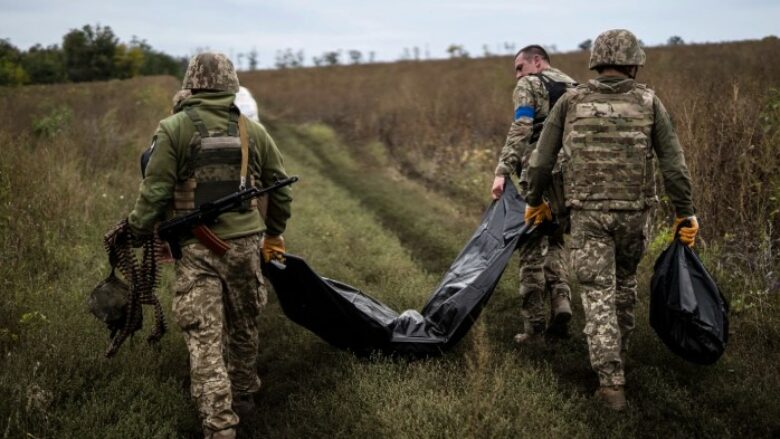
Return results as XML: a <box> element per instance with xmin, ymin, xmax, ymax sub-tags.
<box><xmin>0</xmin><ymin>24</ymin><xmax>186</xmax><ymax>86</ymax></box>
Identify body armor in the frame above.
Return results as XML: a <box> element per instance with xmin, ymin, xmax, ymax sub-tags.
<box><xmin>561</xmin><ymin>82</ymin><xmax>656</xmax><ymax>211</ymax></box>
<box><xmin>173</xmin><ymin>106</ymin><xmax>257</xmax><ymax>216</ymax></box>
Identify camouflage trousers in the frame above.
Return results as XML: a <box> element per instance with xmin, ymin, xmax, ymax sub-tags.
<box><xmin>518</xmin><ymin>227</ymin><xmax>571</xmax><ymax>333</ymax></box>
<box><xmin>569</xmin><ymin>209</ymin><xmax>652</xmax><ymax>387</ymax></box>
<box><xmin>172</xmin><ymin>234</ymin><xmax>267</xmax><ymax>434</ymax></box>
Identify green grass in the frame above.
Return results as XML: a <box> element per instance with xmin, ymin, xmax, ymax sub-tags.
<box><xmin>1</xmin><ymin>78</ymin><xmax>779</xmax><ymax>438</ymax></box>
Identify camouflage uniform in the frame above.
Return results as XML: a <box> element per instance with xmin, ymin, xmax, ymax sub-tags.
<box><xmin>525</xmin><ymin>30</ymin><xmax>695</xmax><ymax>387</ymax></box>
<box><xmin>495</xmin><ymin>67</ymin><xmax>576</xmax><ymax>335</ymax></box>
<box><xmin>128</xmin><ymin>53</ymin><xmax>292</xmax><ymax>437</ymax></box>
<box><xmin>173</xmin><ymin>234</ymin><xmax>266</xmax><ymax>431</ymax></box>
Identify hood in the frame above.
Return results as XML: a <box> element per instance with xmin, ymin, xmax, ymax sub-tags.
<box><xmin>588</xmin><ymin>76</ymin><xmax>636</xmax><ymax>94</ymax></box>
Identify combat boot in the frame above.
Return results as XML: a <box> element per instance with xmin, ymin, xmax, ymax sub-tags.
<box><xmin>547</xmin><ymin>295</ymin><xmax>572</xmax><ymax>338</ymax></box>
<box><xmin>595</xmin><ymin>385</ymin><xmax>627</xmax><ymax>411</ymax></box>
<box><xmin>514</xmin><ymin>322</ymin><xmax>545</xmax><ymax>345</ymax></box>
<box><xmin>204</xmin><ymin>427</ymin><xmax>236</xmax><ymax>439</ymax></box>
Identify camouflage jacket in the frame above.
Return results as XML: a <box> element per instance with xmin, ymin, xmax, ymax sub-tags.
<box><xmin>526</xmin><ymin>76</ymin><xmax>695</xmax><ymax>217</ymax></box>
<box><xmin>128</xmin><ymin>92</ymin><xmax>292</xmax><ymax>241</ymax></box>
<box><xmin>494</xmin><ymin>67</ymin><xmax>577</xmax><ymax>176</ymax></box>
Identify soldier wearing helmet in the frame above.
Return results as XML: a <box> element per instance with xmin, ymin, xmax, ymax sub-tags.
<box><xmin>127</xmin><ymin>52</ymin><xmax>293</xmax><ymax>438</ymax></box>
<box><xmin>490</xmin><ymin>45</ymin><xmax>578</xmax><ymax>345</ymax></box>
<box><xmin>523</xmin><ymin>30</ymin><xmax>698</xmax><ymax>410</ymax></box>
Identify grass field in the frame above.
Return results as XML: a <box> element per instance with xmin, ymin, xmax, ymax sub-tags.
<box><xmin>1</xmin><ymin>43</ymin><xmax>779</xmax><ymax>437</ymax></box>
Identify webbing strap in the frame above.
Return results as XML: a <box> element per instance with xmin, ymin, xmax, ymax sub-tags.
<box><xmin>227</xmin><ymin>106</ymin><xmax>240</xmax><ymax>137</ymax></box>
<box><xmin>238</xmin><ymin>115</ymin><xmax>249</xmax><ymax>189</ymax></box>
<box><xmin>184</xmin><ymin>107</ymin><xmax>210</xmax><ymax>138</ymax></box>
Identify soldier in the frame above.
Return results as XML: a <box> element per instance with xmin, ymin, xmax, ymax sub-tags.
<box><xmin>490</xmin><ymin>45</ymin><xmax>577</xmax><ymax>344</ymax></box>
<box><xmin>523</xmin><ymin>30</ymin><xmax>698</xmax><ymax>410</ymax></box>
<box><xmin>128</xmin><ymin>52</ymin><xmax>292</xmax><ymax>438</ymax></box>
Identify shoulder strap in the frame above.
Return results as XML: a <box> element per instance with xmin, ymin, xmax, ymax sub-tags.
<box><xmin>238</xmin><ymin>115</ymin><xmax>249</xmax><ymax>190</ymax></box>
<box><xmin>227</xmin><ymin>105</ymin><xmax>240</xmax><ymax>137</ymax></box>
<box><xmin>184</xmin><ymin>107</ymin><xmax>210</xmax><ymax>138</ymax></box>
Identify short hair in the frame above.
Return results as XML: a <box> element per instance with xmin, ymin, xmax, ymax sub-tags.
<box><xmin>594</xmin><ymin>65</ymin><xmax>636</xmax><ymax>77</ymax></box>
<box><xmin>515</xmin><ymin>45</ymin><xmax>550</xmax><ymax>63</ymax></box>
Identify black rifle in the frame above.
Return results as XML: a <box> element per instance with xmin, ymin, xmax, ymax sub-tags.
<box><xmin>158</xmin><ymin>176</ymin><xmax>298</xmax><ymax>259</ymax></box>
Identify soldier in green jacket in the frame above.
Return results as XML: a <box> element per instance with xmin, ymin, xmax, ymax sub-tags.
<box><xmin>490</xmin><ymin>45</ymin><xmax>578</xmax><ymax>344</ymax></box>
<box><xmin>128</xmin><ymin>52</ymin><xmax>292</xmax><ymax>438</ymax></box>
<box><xmin>523</xmin><ymin>30</ymin><xmax>699</xmax><ymax>410</ymax></box>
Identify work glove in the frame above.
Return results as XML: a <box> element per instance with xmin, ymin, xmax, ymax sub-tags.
<box><xmin>673</xmin><ymin>216</ymin><xmax>699</xmax><ymax>247</ymax></box>
<box><xmin>524</xmin><ymin>202</ymin><xmax>552</xmax><ymax>226</ymax></box>
<box><xmin>262</xmin><ymin>235</ymin><xmax>286</xmax><ymax>263</ymax></box>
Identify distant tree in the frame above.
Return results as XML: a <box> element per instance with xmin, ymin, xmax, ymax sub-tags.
<box><xmin>348</xmin><ymin>50</ymin><xmax>363</xmax><ymax>64</ymax></box>
<box><xmin>275</xmin><ymin>48</ymin><xmax>305</xmax><ymax>68</ymax></box>
<box><xmin>130</xmin><ymin>37</ymin><xmax>185</xmax><ymax>78</ymax></box>
<box><xmin>237</xmin><ymin>53</ymin><xmax>245</xmax><ymax>70</ymax></box>
<box><xmin>62</xmin><ymin>24</ymin><xmax>120</xmax><ymax>82</ymax></box>
<box><xmin>446</xmin><ymin>44</ymin><xmax>469</xmax><ymax>58</ymax></box>
<box><xmin>113</xmin><ymin>43</ymin><xmax>145</xmax><ymax>79</ymax></box>
<box><xmin>247</xmin><ymin>48</ymin><xmax>259</xmax><ymax>71</ymax></box>
<box><xmin>503</xmin><ymin>42</ymin><xmax>516</xmax><ymax>55</ymax></box>
<box><xmin>413</xmin><ymin>46</ymin><xmax>420</xmax><ymax>61</ymax></box>
<box><xmin>0</xmin><ymin>39</ymin><xmax>28</xmax><ymax>86</ymax></box>
<box><xmin>482</xmin><ymin>44</ymin><xmax>492</xmax><ymax>57</ymax></box>
<box><xmin>578</xmin><ymin>39</ymin><xmax>592</xmax><ymax>51</ymax></box>
<box><xmin>22</xmin><ymin>44</ymin><xmax>66</xmax><ymax>84</ymax></box>
<box><xmin>667</xmin><ymin>35</ymin><xmax>685</xmax><ymax>46</ymax></box>
<box><xmin>543</xmin><ymin>44</ymin><xmax>558</xmax><ymax>54</ymax></box>
<box><xmin>368</xmin><ymin>51</ymin><xmax>376</xmax><ymax>63</ymax></box>
<box><xmin>321</xmin><ymin>50</ymin><xmax>341</xmax><ymax>66</ymax></box>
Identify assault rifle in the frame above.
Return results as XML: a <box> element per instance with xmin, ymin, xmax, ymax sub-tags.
<box><xmin>158</xmin><ymin>176</ymin><xmax>298</xmax><ymax>259</ymax></box>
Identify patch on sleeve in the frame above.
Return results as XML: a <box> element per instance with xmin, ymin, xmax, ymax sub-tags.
<box><xmin>514</xmin><ymin>106</ymin><xmax>535</xmax><ymax>120</ymax></box>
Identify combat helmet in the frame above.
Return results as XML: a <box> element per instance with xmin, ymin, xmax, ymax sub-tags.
<box><xmin>87</xmin><ymin>269</ymin><xmax>131</xmax><ymax>336</ymax></box>
<box><xmin>589</xmin><ymin>29</ymin><xmax>646</xmax><ymax>70</ymax></box>
<box><xmin>182</xmin><ymin>52</ymin><xmax>240</xmax><ymax>93</ymax></box>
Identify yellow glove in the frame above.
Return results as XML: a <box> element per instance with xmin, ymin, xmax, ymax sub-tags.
<box><xmin>262</xmin><ymin>235</ymin><xmax>286</xmax><ymax>263</ymax></box>
<box><xmin>524</xmin><ymin>202</ymin><xmax>552</xmax><ymax>225</ymax></box>
<box><xmin>673</xmin><ymin>216</ymin><xmax>699</xmax><ymax>247</ymax></box>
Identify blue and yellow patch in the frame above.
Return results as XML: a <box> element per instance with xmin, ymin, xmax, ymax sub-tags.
<box><xmin>514</xmin><ymin>106</ymin><xmax>534</xmax><ymax>120</ymax></box>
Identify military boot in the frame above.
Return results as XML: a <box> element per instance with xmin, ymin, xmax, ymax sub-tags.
<box><xmin>204</xmin><ymin>427</ymin><xmax>236</xmax><ymax>439</ymax></box>
<box><xmin>546</xmin><ymin>295</ymin><xmax>572</xmax><ymax>338</ymax></box>
<box><xmin>232</xmin><ymin>392</ymin><xmax>257</xmax><ymax>437</ymax></box>
<box><xmin>514</xmin><ymin>322</ymin><xmax>545</xmax><ymax>345</ymax></box>
<box><xmin>595</xmin><ymin>385</ymin><xmax>627</xmax><ymax>411</ymax></box>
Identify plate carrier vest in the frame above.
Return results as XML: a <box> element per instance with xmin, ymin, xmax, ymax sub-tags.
<box><xmin>562</xmin><ymin>82</ymin><xmax>657</xmax><ymax>211</ymax></box>
<box><xmin>173</xmin><ymin>106</ymin><xmax>257</xmax><ymax>216</ymax></box>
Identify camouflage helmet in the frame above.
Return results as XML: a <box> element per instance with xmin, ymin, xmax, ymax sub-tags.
<box><xmin>182</xmin><ymin>52</ymin><xmax>240</xmax><ymax>93</ymax></box>
<box><xmin>87</xmin><ymin>270</ymin><xmax>129</xmax><ymax>329</ymax></box>
<box><xmin>589</xmin><ymin>29</ymin><xmax>646</xmax><ymax>70</ymax></box>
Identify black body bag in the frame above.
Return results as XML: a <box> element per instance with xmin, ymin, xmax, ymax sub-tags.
<box><xmin>650</xmin><ymin>239</ymin><xmax>729</xmax><ymax>364</ymax></box>
<box><xmin>263</xmin><ymin>180</ymin><xmax>539</xmax><ymax>356</ymax></box>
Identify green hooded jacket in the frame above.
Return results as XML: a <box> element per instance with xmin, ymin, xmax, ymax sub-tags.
<box><xmin>128</xmin><ymin>91</ymin><xmax>292</xmax><ymax>244</ymax></box>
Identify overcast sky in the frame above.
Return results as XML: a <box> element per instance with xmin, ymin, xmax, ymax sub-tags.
<box><xmin>1</xmin><ymin>0</ymin><xmax>777</xmax><ymax>69</ymax></box>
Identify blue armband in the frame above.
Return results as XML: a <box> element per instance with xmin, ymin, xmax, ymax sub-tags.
<box><xmin>514</xmin><ymin>106</ymin><xmax>535</xmax><ymax>120</ymax></box>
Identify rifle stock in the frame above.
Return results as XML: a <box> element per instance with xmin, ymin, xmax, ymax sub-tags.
<box><xmin>159</xmin><ymin>176</ymin><xmax>298</xmax><ymax>259</ymax></box>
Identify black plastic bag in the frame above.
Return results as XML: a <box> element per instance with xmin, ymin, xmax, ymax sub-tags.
<box><xmin>263</xmin><ymin>180</ymin><xmax>539</xmax><ymax>356</ymax></box>
<box><xmin>650</xmin><ymin>239</ymin><xmax>729</xmax><ymax>364</ymax></box>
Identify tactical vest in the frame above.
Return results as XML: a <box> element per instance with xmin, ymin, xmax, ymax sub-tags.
<box><xmin>173</xmin><ymin>106</ymin><xmax>257</xmax><ymax>215</ymax></box>
<box><xmin>529</xmin><ymin>73</ymin><xmax>577</xmax><ymax>143</ymax></box>
<box><xmin>561</xmin><ymin>82</ymin><xmax>656</xmax><ymax>211</ymax></box>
